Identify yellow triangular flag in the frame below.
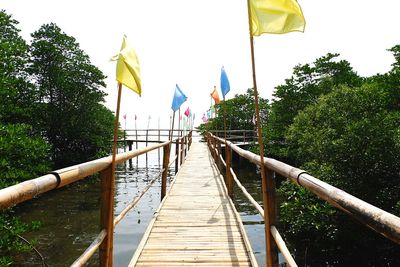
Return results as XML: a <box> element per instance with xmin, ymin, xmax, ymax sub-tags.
<box><xmin>249</xmin><ymin>0</ymin><xmax>305</xmax><ymax>36</ymax></box>
<box><xmin>112</xmin><ymin>36</ymin><xmax>141</xmax><ymax>96</ymax></box>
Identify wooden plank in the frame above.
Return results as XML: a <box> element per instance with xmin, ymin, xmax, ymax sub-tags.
<box><xmin>129</xmin><ymin>143</ymin><xmax>257</xmax><ymax>267</ymax></box>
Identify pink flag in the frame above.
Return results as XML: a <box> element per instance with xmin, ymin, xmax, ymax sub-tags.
<box><xmin>184</xmin><ymin>107</ymin><xmax>190</xmax><ymax>117</ymax></box>
<box><xmin>123</xmin><ymin>114</ymin><xmax>127</xmax><ymax>120</ymax></box>
<box><xmin>202</xmin><ymin>113</ymin><xmax>208</xmax><ymax>123</ymax></box>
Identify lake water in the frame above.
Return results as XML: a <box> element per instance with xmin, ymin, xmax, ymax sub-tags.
<box><xmin>14</xmin><ymin>141</ymin><xmax>271</xmax><ymax>266</ymax></box>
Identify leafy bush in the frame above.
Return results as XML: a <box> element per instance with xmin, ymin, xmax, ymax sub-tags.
<box><xmin>0</xmin><ymin>124</ymin><xmax>51</xmax><ymax>188</ymax></box>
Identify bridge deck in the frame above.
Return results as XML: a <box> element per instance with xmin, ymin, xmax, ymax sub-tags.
<box><xmin>129</xmin><ymin>142</ymin><xmax>257</xmax><ymax>267</ymax></box>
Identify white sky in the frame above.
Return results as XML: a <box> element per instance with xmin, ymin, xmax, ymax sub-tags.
<box><xmin>2</xmin><ymin>0</ymin><xmax>400</xmax><ymax>129</ymax></box>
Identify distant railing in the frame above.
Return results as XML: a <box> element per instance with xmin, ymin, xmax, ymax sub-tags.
<box><xmin>0</xmin><ymin>130</ymin><xmax>193</xmax><ymax>266</ymax></box>
<box><xmin>209</xmin><ymin>129</ymin><xmax>257</xmax><ymax>144</ymax></box>
<box><xmin>206</xmin><ymin>132</ymin><xmax>400</xmax><ymax>267</ymax></box>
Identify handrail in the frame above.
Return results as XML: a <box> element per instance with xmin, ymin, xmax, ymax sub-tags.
<box><xmin>0</xmin><ymin>130</ymin><xmax>193</xmax><ymax>266</ymax></box>
<box><xmin>0</xmin><ymin>141</ymin><xmax>169</xmax><ymax>210</ymax></box>
<box><xmin>209</xmin><ymin>137</ymin><xmax>295</xmax><ymax>266</ymax></box>
<box><xmin>71</xmin><ymin>229</ymin><xmax>107</xmax><ymax>267</ymax></box>
<box><xmin>212</xmin><ymin>134</ymin><xmax>400</xmax><ymax>243</ymax></box>
<box><xmin>207</xmin><ymin>132</ymin><xmax>400</xmax><ymax>267</ymax></box>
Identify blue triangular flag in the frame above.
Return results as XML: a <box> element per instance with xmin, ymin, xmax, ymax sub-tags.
<box><xmin>171</xmin><ymin>84</ymin><xmax>188</xmax><ymax>112</ymax></box>
<box><xmin>220</xmin><ymin>66</ymin><xmax>230</xmax><ymax>98</ymax></box>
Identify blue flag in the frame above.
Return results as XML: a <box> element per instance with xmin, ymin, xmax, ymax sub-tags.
<box><xmin>171</xmin><ymin>84</ymin><xmax>187</xmax><ymax>112</ymax></box>
<box><xmin>220</xmin><ymin>66</ymin><xmax>230</xmax><ymax>99</ymax></box>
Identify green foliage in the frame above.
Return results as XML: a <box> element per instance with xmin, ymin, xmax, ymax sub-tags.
<box><xmin>279</xmin><ymin>84</ymin><xmax>400</xmax><ymax>264</ymax></box>
<box><xmin>287</xmin><ymin>85</ymin><xmax>400</xmax><ymax>209</ymax></box>
<box><xmin>197</xmin><ymin>88</ymin><xmax>268</xmax><ymax>133</ymax></box>
<box><xmin>0</xmin><ymin>123</ymin><xmax>51</xmax><ymax>188</ymax></box>
<box><xmin>29</xmin><ymin>23</ymin><xmax>115</xmax><ymax>167</ymax></box>
<box><xmin>0</xmin><ymin>11</ymin><xmax>115</xmax><ymax>264</ymax></box>
<box><xmin>265</xmin><ymin>53</ymin><xmax>362</xmax><ymax>161</ymax></box>
<box><xmin>0</xmin><ymin>213</ymin><xmax>42</xmax><ymax>266</ymax></box>
<box><xmin>0</xmin><ymin>10</ymin><xmax>36</xmax><ymax>124</ymax></box>
<box><xmin>264</xmin><ymin>47</ymin><xmax>400</xmax><ymax>265</ymax></box>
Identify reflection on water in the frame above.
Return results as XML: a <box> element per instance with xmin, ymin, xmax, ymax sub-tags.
<box><xmin>231</xmin><ymin>158</ymin><xmax>267</xmax><ymax>267</ymax></box>
<box><xmin>14</xmin><ymin>144</ymin><xmax>269</xmax><ymax>266</ymax></box>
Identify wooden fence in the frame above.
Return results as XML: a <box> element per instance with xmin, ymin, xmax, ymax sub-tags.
<box><xmin>206</xmin><ymin>132</ymin><xmax>400</xmax><ymax>267</ymax></box>
<box><xmin>0</xmin><ymin>131</ymin><xmax>193</xmax><ymax>266</ymax></box>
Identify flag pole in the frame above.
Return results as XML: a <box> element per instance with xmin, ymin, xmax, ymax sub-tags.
<box><xmin>106</xmin><ymin>82</ymin><xmax>122</xmax><ymax>266</ymax></box>
<box><xmin>222</xmin><ymin>97</ymin><xmax>227</xmax><ymax>141</ymax></box>
<box><xmin>178</xmin><ymin>108</ymin><xmax>181</xmax><ymax>138</ymax></box>
<box><xmin>246</xmin><ymin>0</ymin><xmax>274</xmax><ymax>266</ymax></box>
<box><xmin>170</xmin><ymin>112</ymin><xmax>176</xmax><ymax>141</ymax></box>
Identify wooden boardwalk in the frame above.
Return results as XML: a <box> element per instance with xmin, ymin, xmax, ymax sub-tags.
<box><xmin>129</xmin><ymin>142</ymin><xmax>258</xmax><ymax>267</ymax></box>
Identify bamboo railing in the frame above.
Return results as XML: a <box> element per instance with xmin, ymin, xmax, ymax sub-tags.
<box><xmin>209</xmin><ymin>129</ymin><xmax>256</xmax><ymax>143</ymax></box>
<box><xmin>0</xmin><ymin>131</ymin><xmax>193</xmax><ymax>266</ymax></box>
<box><xmin>206</xmin><ymin>132</ymin><xmax>400</xmax><ymax>267</ymax></box>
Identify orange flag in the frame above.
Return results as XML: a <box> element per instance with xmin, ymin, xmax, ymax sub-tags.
<box><xmin>210</xmin><ymin>86</ymin><xmax>220</xmax><ymax>105</ymax></box>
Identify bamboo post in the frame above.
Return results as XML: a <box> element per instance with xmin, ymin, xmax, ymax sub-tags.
<box><xmin>226</xmin><ymin>144</ymin><xmax>233</xmax><ymax>197</ymax></box>
<box><xmin>184</xmin><ymin>135</ymin><xmax>188</xmax><ymax>159</ymax></box>
<box><xmin>158</xmin><ymin>127</ymin><xmax>161</xmax><ymax>166</ymax></box>
<box><xmin>170</xmin><ymin>111</ymin><xmax>176</xmax><ymax>141</ymax></box>
<box><xmin>104</xmin><ymin>82</ymin><xmax>123</xmax><ymax>267</ymax></box>
<box><xmin>189</xmin><ymin>130</ymin><xmax>192</xmax><ymax>149</ymax></box>
<box><xmin>99</xmin><ymin>165</ymin><xmax>113</xmax><ymax>267</ymax></box>
<box><xmin>161</xmin><ymin>144</ymin><xmax>170</xmax><ymax>200</ymax></box>
<box><xmin>123</xmin><ymin>129</ymin><xmax>126</xmax><ymax>152</ymax></box>
<box><xmin>265</xmin><ymin>169</ymin><xmax>279</xmax><ymax>266</ymax></box>
<box><xmin>145</xmin><ymin>129</ymin><xmax>149</xmax><ymax>167</ymax></box>
<box><xmin>175</xmin><ymin>139</ymin><xmax>179</xmax><ymax>173</ymax></box>
<box><xmin>135</xmin><ymin>129</ymin><xmax>138</xmax><ymax>167</ymax></box>
<box><xmin>212</xmin><ymin>136</ymin><xmax>217</xmax><ymax>162</ymax></box>
<box><xmin>217</xmin><ymin>141</ymin><xmax>222</xmax><ymax>171</ymax></box>
<box><xmin>245</xmin><ymin>0</ymin><xmax>275</xmax><ymax>265</ymax></box>
<box><xmin>180</xmin><ymin>137</ymin><xmax>184</xmax><ymax>166</ymax></box>
<box><xmin>128</xmin><ymin>141</ymin><xmax>133</xmax><ymax>169</ymax></box>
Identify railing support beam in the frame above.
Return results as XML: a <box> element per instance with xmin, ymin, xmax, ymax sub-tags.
<box><xmin>180</xmin><ymin>137</ymin><xmax>184</xmax><ymax>166</ymax></box>
<box><xmin>226</xmin><ymin>144</ymin><xmax>233</xmax><ymax>197</ymax></box>
<box><xmin>100</xmin><ymin>165</ymin><xmax>113</xmax><ymax>267</ymax></box>
<box><xmin>265</xmin><ymin>169</ymin><xmax>279</xmax><ymax>266</ymax></box>
<box><xmin>175</xmin><ymin>139</ymin><xmax>179</xmax><ymax>173</ymax></box>
<box><xmin>161</xmin><ymin>144</ymin><xmax>170</xmax><ymax>200</ymax></box>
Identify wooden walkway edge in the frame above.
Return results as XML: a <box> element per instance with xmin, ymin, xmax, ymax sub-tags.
<box><xmin>129</xmin><ymin>142</ymin><xmax>258</xmax><ymax>267</ymax></box>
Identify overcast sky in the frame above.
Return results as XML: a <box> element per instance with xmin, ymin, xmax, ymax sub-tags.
<box><xmin>2</xmin><ymin>0</ymin><xmax>400</xmax><ymax>129</ymax></box>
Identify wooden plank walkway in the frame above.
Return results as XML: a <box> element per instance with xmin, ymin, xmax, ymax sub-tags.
<box><xmin>129</xmin><ymin>142</ymin><xmax>258</xmax><ymax>267</ymax></box>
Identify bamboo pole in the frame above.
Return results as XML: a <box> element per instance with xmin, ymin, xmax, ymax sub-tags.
<box><xmin>73</xmin><ymin>229</ymin><xmax>107</xmax><ymax>267</ymax></box>
<box><xmin>169</xmin><ymin>111</ymin><xmax>176</xmax><ymax>141</ymax></box>
<box><xmin>135</xmin><ymin>122</ymin><xmax>138</xmax><ymax>167</ymax></box>
<box><xmin>105</xmin><ymin>82</ymin><xmax>123</xmax><ymax>266</ymax></box>
<box><xmin>175</xmin><ymin>138</ymin><xmax>179</xmax><ymax>173</ymax></box>
<box><xmin>99</xmin><ymin>165</ymin><xmax>112</xmax><ymax>267</ymax></box>
<box><xmin>245</xmin><ymin>1</ymin><xmax>276</xmax><ymax>266</ymax></box>
<box><xmin>145</xmin><ymin>129</ymin><xmax>148</xmax><ymax>167</ymax></box>
<box><xmin>265</xmin><ymin>169</ymin><xmax>279</xmax><ymax>266</ymax></box>
<box><xmin>226</xmin><ymin>144</ymin><xmax>233</xmax><ymax>197</ymax></box>
<box><xmin>178</xmin><ymin>108</ymin><xmax>182</xmax><ymax>140</ymax></box>
<box><xmin>180</xmin><ymin>137</ymin><xmax>184</xmax><ymax>166</ymax></box>
<box><xmin>161</xmin><ymin>144</ymin><xmax>170</xmax><ymax>200</ymax></box>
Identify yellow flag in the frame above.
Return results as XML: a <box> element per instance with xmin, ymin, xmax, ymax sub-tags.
<box><xmin>249</xmin><ymin>0</ymin><xmax>305</xmax><ymax>36</ymax></box>
<box><xmin>112</xmin><ymin>36</ymin><xmax>141</xmax><ymax>96</ymax></box>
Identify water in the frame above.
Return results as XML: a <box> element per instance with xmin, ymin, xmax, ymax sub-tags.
<box><xmin>13</xmin><ymin>143</ymin><xmax>269</xmax><ymax>266</ymax></box>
